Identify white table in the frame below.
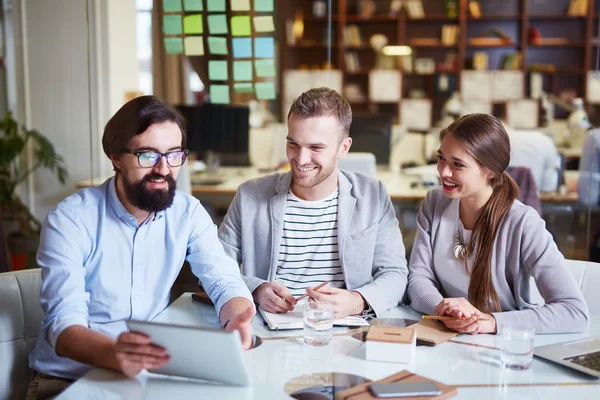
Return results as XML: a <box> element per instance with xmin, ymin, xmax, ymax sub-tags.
<box><xmin>56</xmin><ymin>294</ymin><xmax>600</xmax><ymax>399</ymax></box>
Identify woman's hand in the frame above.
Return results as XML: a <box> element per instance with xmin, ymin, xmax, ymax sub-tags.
<box><xmin>435</xmin><ymin>297</ymin><xmax>497</xmax><ymax>334</ymax></box>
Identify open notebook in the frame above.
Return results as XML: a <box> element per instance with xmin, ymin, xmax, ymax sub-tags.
<box><xmin>412</xmin><ymin>319</ymin><xmax>458</xmax><ymax>346</ymax></box>
<box><xmin>258</xmin><ymin>305</ymin><xmax>370</xmax><ymax>331</ymax></box>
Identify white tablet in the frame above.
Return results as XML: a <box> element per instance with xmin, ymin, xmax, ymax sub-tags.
<box><xmin>126</xmin><ymin>320</ymin><xmax>250</xmax><ymax>386</ymax></box>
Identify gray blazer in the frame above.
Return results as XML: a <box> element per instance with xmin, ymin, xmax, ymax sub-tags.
<box><xmin>218</xmin><ymin>170</ymin><xmax>408</xmax><ymax>316</ymax></box>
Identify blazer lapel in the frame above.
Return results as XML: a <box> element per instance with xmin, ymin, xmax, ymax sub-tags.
<box><xmin>336</xmin><ymin>171</ymin><xmax>356</xmax><ymax>277</ymax></box>
<box><xmin>268</xmin><ymin>172</ymin><xmax>292</xmax><ymax>280</ymax></box>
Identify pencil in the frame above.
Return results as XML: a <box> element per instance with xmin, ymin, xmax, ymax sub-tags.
<box><xmin>423</xmin><ymin>315</ymin><xmax>491</xmax><ymax>322</ymax></box>
<box><xmin>295</xmin><ymin>280</ymin><xmax>331</xmax><ymax>302</ymax></box>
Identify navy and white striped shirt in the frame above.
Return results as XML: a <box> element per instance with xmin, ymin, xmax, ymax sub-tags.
<box><xmin>275</xmin><ymin>189</ymin><xmax>345</xmax><ymax>296</ymax></box>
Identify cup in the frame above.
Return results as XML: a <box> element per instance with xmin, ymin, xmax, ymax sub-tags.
<box><xmin>303</xmin><ymin>301</ymin><xmax>334</xmax><ymax>347</ymax></box>
<box><xmin>499</xmin><ymin>321</ymin><xmax>536</xmax><ymax>370</ymax></box>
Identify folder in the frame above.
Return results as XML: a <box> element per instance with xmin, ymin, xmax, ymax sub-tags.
<box><xmin>258</xmin><ymin>305</ymin><xmax>370</xmax><ymax>331</ymax></box>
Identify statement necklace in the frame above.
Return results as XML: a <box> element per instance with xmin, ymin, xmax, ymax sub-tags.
<box><xmin>454</xmin><ymin>230</ymin><xmax>475</xmax><ymax>260</ymax></box>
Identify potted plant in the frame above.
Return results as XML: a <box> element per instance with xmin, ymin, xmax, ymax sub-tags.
<box><xmin>0</xmin><ymin>111</ymin><xmax>68</xmax><ymax>269</ymax></box>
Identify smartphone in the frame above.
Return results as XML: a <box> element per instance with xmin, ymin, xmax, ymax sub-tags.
<box><xmin>368</xmin><ymin>382</ymin><xmax>442</xmax><ymax>398</ymax></box>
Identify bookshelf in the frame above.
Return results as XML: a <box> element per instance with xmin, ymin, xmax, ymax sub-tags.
<box><xmin>280</xmin><ymin>0</ymin><xmax>600</xmax><ymax>124</ymax></box>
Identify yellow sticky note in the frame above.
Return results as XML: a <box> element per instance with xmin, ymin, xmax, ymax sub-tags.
<box><xmin>234</xmin><ymin>61</ymin><xmax>253</xmax><ymax>81</ymax></box>
<box><xmin>231</xmin><ymin>16</ymin><xmax>251</xmax><ymax>36</ymax></box>
<box><xmin>253</xmin><ymin>16</ymin><xmax>275</xmax><ymax>33</ymax></box>
<box><xmin>183</xmin><ymin>14</ymin><xmax>203</xmax><ymax>34</ymax></box>
<box><xmin>231</xmin><ymin>0</ymin><xmax>250</xmax><ymax>11</ymax></box>
<box><xmin>254</xmin><ymin>59</ymin><xmax>275</xmax><ymax>77</ymax></box>
<box><xmin>207</xmin><ymin>36</ymin><xmax>228</xmax><ymax>55</ymax></box>
<box><xmin>234</xmin><ymin>83</ymin><xmax>254</xmax><ymax>93</ymax></box>
<box><xmin>255</xmin><ymin>82</ymin><xmax>276</xmax><ymax>100</ymax></box>
<box><xmin>164</xmin><ymin>38</ymin><xmax>184</xmax><ymax>54</ymax></box>
<box><xmin>209</xmin><ymin>60</ymin><xmax>228</xmax><ymax>81</ymax></box>
<box><xmin>210</xmin><ymin>85</ymin><xmax>230</xmax><ymax>104</ymax></box>
<box><xmin>208</xmin><ymin>14</ymin><xmax>228</xmax><ymax>35</ymax></box>
<box><xmin>184</xmin><ymin>37</ymin><xmax>204</xmax><ymax>55</ymax></box>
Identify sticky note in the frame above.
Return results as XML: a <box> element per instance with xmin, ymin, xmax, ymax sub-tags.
<box><xmin>234</xmin><ymin>83</ymin><xmax>254</xmax><ymax>93</ymax></box>
<box><xmin>210</xmin><ymin>85</ymin><xmax>230</xmax><ymax>104</ymax></box>
<box><xmin>231</xmin><ymin>16</ymin><xmax>251</xmax><ymax>36</ymax></box>
<box><xmin>183</xmin><ymin>0</ymin><xmax>203</xmax><ymax>11</ymax></box>
<box><xmin>183</xmin><ymin>14</ymin><xmax>203</xmax><ymax>34</ymax></box>
<box><xmin>163</xmin><ymin>0</ymin><xmax>182</xmax><ymax>12</ymax></box>
<box><xmin>254</xmin><ymin>37</ymin><xmax>274</xmax><ymax>58</ymax></box>
<box><xmin>254</xmin><ymin>59</ymin><xmax>275</xmax><ymax>77</ymax></box>
<box><xmin>209</xmin><ymin>60</ymin><xmax>228</xmax><ymax>81</ymax></box>
<box><xmin>207</xmin><ymin>0</ymin><xmax>225</xmax><ymax>12</ymax></box>
<box><xmin>231</xmin><ymin>0</ymin><xmax>250</xmax><ymax>11</ymax></box>
<box><xmin>184</xmin><ymin>36</ymin><xmax>204</xmax><ymax>55</ymax></box>
<box><xmin>232</xmin><ymin>38</ymin><xmax>252</xmax><ymax>58</ymax></box>
<box><xmin>163</xmin><ymin>15</ymin><xmax>182</xmax><ymax>35</ymax></box>
<box><xmin>255</xmin><ymin>82</ymin><xmax>276</xmax><ymax>100</ymax></box>
<box><xmin>164</xmin><ymin>38</ymin><xmax>184</xmax><ymax>54</ymax></box>
<box><xmin>233</xmin><ymin>61</ymin><xmax>253</xmax><ymax>81</ymax></box>
<box><xmin>254</xmin><ymin>0</ymin><xmax>274</xmax><ymax>12</ymax></box>
<box><xmin>253</xmin><ymin>16</ymin><xmax>275</xmax><ymax>32</ymax></box>
<box><xmin>208</xmin><ymin>14</ymin><xmax>228</xmax><ymax>34</ymax></box>
<box><xmin>207</xmin><ymin>36</ymin><xmax>228</xmax><ymax>55</ymax></box>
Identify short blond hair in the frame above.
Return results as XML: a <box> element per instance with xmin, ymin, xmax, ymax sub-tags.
<box><xmin>287</xmin><ymin>88</ymin><xmax>352</xmax><ymax>140</ymax></box>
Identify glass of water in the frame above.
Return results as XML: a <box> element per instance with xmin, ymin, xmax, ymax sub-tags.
<box><xmin>499</xmin><ymin>321</ymin><xmax>536</xmax><ymax>370</ymax></box>
<box><xmin>303</xmin><ymin>301</ymin><xmax>334</xmax><ymax>347</ymax></box>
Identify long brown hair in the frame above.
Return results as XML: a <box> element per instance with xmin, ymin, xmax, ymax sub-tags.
<box><xmin>440</xmin><ymin>114</ymin><xmax>519</xmax><ymax>313</ymax></box>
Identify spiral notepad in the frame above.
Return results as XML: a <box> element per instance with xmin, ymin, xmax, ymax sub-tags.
<box><xmin>412</xmin><ymin>319</ymin><xmax>458</xmax><ymax>346</ymax></box>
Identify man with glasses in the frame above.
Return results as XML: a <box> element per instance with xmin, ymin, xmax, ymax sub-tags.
<box><xmin>27</xmin><ymin>96</ymin><xmax>254</xmax><ymax>399</ymax></box>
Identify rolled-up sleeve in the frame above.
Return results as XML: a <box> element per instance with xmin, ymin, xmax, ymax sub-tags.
<box><xmin>37</xmin><ymin>208</ymin><xmax>90</xmax><ymax>349</ymax></box>
<box><xmin>186</xmin><ymin>203</ymin><xmax>254</xmax><ymax>318</ymax></box>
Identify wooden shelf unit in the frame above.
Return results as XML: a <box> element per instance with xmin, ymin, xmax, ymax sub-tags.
<box><xmin>280</xmin><ymin>0</ymin><xmax>599</xmax><ymax>123</ymax></box>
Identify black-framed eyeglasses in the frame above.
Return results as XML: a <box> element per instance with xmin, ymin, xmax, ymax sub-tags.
<box><xmin>122</xmin><ymin>148</ymin><xmax>190</xmax><ymax>168</ymax></box>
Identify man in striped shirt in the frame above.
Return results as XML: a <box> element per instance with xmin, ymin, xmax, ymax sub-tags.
<box><xmin>219</xmin><ymin>88</ymin><xmax>408</xmax><ymax>318</ymax></box>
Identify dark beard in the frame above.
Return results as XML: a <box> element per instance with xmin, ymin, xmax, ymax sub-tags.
<box><xmin>122</xmin><ymin>173</ymin><xmax>177</xmax><ymax>212</ymax></box>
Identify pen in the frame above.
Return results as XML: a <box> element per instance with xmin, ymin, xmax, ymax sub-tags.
<box><xmin>295</xmin><ymin>280</ymin><xmax>331</xmax><ymax>302</ymax></box>
<box><xmin>423</xmin><ymin>315</ymin><xmax>491</xmax><ymax>322</ymax></box>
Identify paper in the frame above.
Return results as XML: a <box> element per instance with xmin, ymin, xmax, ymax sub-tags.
<box><xmin>369</xmin><ymin>70</ymin><xmax>401</xmax><ymax>102</ymax></box>
<box><xmin>254</xmin><ymin>59</ymin><xmax>276</xmax><ymax>77</ymax></box>
<box><xmin>208</xmin><ymin>60</ymin><xmax>228</xmax><ymax>81</ymax></box>
<box><xmin>206</xmin><ymin>0</ymin><xmax>225</xmax><ymax>12</ymax></box>
<box><xmin>258</xmin><ymin>303</ymin><xmax>369</xmax><ymax>331</ymax></box>
<box><xmin>234</xmin><ymin>83</ymin><xmax>254</xmax><ymax>93</ymax></box>
<box><xmin>231</xmin><ymin>0</ymin><xmax>250</xmax><ymax>11</ymax></box>
<box><xmin>530</xmin><ymin>72</ymin><xmax>543</xmax><ymax>99</ymax></box>
<box><xmin>401</xmin><ymin>99</ymin><xmax>432</xmax><ymax>131</ymax></box>
<box><xmin>253</xmin><ymin>16</ymin><xmax>275</xmax><ymax>32</ymax></box>
<box><xmin>255</xmin><ymin>82</ymin><xmax>276</xmax><ymax>100</ymax></box>
<box><xmin>254</xmin><ymin>0</ymin><xmax>274</xmax><ymax>12</ymax></box>
<box><xmin>184</xmin><ymin>36</ymin><xmax>204</xmax><ymax>55</ymax></box>
<box><xmin>231</xmin><ymin>16</ymin><xmax>251</xmax><ymax>36</ymax></box>
<box><xmin>587</xmin><ymin>71</ymin><xmax>600</xmax><ymax>104</ymax></box>
<box><xmin>183</xmin><ymin>14</ymin><xmax>203</xmax><ymax>34</ymax></box>
<box><xmin>210</xmin><ymin>85</ymin><xmax>230</xmax><ymax>104</ymax></box>
<box><xmin>283</xmin><ymin>70</ymin><xmax>343</xmax><ymax>117</ymax></box>
<box><xmin>183</xmin><ymin>0</ymin><xmax>202</xmax><ymax>11</ymax></box>
<box><xmin>163</xmin><ymin>0</ymin><xmax>182</xmax><ymax>12</ymax></box>
<box><xmin>462</xmin><ymin>100</ymin><xmax>492</xmax><ymax>115</ymax></box>
<box><xmin>207</xmin><ymin>36</ymin><xmax>228</xmax><ymax>55</ymax></box>
<box><xmin>163</xmin><ymin>15</ymin><xmax>182</xmax><ymax>35</ymax></box>
<box><xmin>233</xmin><ymin>60</ymin><xmax>253</xmax><ymax>81</ymax></box>
<box><xmin>207</xmin><ymin>14</ymin><xmax>228</xmax><ymax>35</ymax></box>
<box><xmin>507</xmin><ymin>99</ymin><xmax>538</xmax><ymax>129</ymax></box>
<box><xmin>461</xmin><ymin>70</ymin><xmax>491</xmax><ymax>101</ymax></box>
<box><xmin>491</xmin><ymin>70</ymin><xmax>523</xmax><ymax>101</ymax></box>
<box><xmin>254</xmin><ymin>37</ymin><xmax>274</xmax><ymax>58</ymax></box>
<box><xmin>164</xmin><ymin>38</ymin><xmax>184</xmax><ymax>54</ymax></box>
<box><xmin>232</xmin><ymin>37</ymin><xmax>252</xmax><ymax>58</ymax></box>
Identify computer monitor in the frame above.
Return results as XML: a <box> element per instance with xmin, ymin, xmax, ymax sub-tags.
<box><xmin>348</xmin><ymin>115</ymin><xmax>392</xmax><ymax>165</ymax></box>
<box><xmin>176</xmin><ymin>104</ymin><xmax>250</xmax><ymax>166</ymax></box>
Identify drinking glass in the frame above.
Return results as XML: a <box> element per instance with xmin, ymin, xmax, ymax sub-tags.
<box><xmin>303</xmin><ymin>301</ymin><xmax>334</xmax><ymax>346</ymax></box>
<box><xmin>499</xmin><ymin>321</ymin><xmax>536</xmax><ymax>370</ymax></box>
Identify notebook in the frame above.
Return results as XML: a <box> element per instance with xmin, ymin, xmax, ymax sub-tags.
<box><xmin>258</xmin><ymin>305</ymin><xmax>370</xmax><ymax>331</ymax></box>
<box><xmin>412</xmin><ymin>319</ymin><xmax>458</xmax><ymax>346</ymax></box>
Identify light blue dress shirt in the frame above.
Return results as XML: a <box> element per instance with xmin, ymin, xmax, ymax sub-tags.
<box><xmin>29</xmin><ymin>177</ymin><xmax>253</xmax><ymax>380</ymax></box>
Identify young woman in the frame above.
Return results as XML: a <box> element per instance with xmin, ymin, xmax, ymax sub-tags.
<box><xmin>408</xmin><ymin>114</ymin><xmax>589</xmax><ymax>334</ymax></box>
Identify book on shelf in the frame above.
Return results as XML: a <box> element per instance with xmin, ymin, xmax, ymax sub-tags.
<box><xmin>445</xmin><ymin>0</ymin><xmax>459</xmax><ymax>19</ymax></box>
<box><xmin>441</xmin><ymin>25</ymin><xmax>459</xmax><ymax>46</ymax></box>
<box><xmin>469</xmin><ymin>0</ymin><xmax>481</xmax><ymax>19</ymax></box>
<box><xmin>343</xmin><ymin>24</ymin><xmax>362</xmax><ymax>47</ymax></box>
<box><xmin>358</xmin><ymin>0</ymin><xmax>376</xmax><ymax>18</ymax></box>
<box><xmin>344</xmin><ymin>51</ymin><xmax>361</xmax><ymax>73</ymax></box>
<box><xmin>406</xmin><ymin>0</ymin><xmax>425</xmax><ymax>19</ymax></box>
<box><xmin>567</xmin><ymin>0</ymin><xmax>588</xmax><ymax>17</ymax></box>
<box><xmin>473</xmin><ymin>52</ymin><xmax>488</xmax><ymax>70</ymax></box>
<box><xmin>501</xmin><ymin>52</ymin><xmax>522</xmax><ymax>70</ymax></box>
